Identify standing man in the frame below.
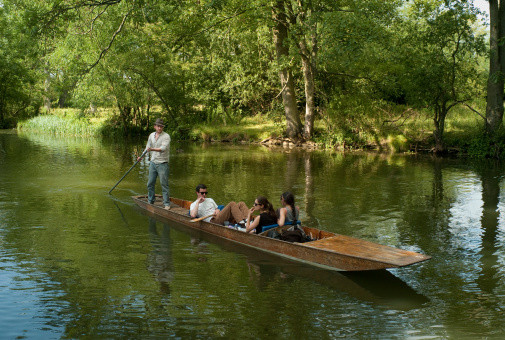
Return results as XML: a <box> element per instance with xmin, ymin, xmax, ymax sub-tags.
<box><xmin>138</xmin><ymin>118</ymin><xmax>171</xmax><ymax>209</ymax></box>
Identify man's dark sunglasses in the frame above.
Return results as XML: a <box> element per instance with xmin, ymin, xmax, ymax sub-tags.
<box><xmin>199</xmin><ymin>191</ymin><xmax>208</xmax><ymax>194</ymax></box>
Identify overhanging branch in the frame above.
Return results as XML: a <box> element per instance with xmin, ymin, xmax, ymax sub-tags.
<box><xmin>463</xmin><ymin>103</ymin><xmax>486</xmax><ymax>120</ymax></box>
<box><xmin>83</xmin><ymin>2</ymin><xmax>133</xmax><ymax>74</ymax></box>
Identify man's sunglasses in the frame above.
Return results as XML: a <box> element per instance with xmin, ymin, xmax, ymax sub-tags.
<box><xmin>199</xmin><ymin>191</ymin><xmax>208</xmax><ymax>195</ymax></box>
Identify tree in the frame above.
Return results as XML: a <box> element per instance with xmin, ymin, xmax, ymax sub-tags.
<box><xmin>398</xmin><ymin>0</ymin><xmax>486</xmax><ymax>152</ymax></box>
<box><xmin>272</xmin><ymin>0</ymin><xmax>303</xmax><ymax>140</ymax></box>
<box><xmin>291</xmin><ymin>0</ymin><xmax>332</xmax><ymax>139</ymax></box>
<box><xmin>0</xmin><ymin>1</ymin><xmax>49</xmax><ymax>127</ymax></box>
<box><xmin>485</xmin><ymin>0</ymin><xmax>505</xmax><ymax>136</ymax></box>
<box><xmin>315</xmin><ymin>0</ymin><xmax>403</xmax><ymax>145</ymax></box>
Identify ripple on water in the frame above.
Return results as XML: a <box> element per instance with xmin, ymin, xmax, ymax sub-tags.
<box><xmin>0</xmin><ymin>258</ymin><xmax>67</xmax><ymax>339</ymax></box>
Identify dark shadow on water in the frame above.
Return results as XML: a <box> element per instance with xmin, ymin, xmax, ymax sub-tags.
<box><xmin>135</xmin><ymin>207</ymin><xmax>429</xmax><ymax>311</ymax></box>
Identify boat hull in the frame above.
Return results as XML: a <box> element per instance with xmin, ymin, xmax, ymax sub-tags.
<box><xmin>132</xmin><ymin>195</ymin><xmax>431</xmax><ymax>271</ymax></box>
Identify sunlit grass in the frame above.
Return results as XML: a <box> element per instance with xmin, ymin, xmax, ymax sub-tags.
<box><xmin>192</xmin><ymin>116</ymin><xmax>284</xmax><ymax>142</ymax></box>
<box><xmin>17</xmin><ymin>114</ymin><xmax>105</xmax><ymax>137</ymax></box>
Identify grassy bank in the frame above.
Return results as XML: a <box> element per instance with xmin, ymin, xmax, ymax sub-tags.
<box><xmin>16</xmin><ymin>103</ymin><xmax>496</xmax><ymax>156</ymax></box>
<box><xmin>17</xmin><ymin>109</ymin><xmax>106</xmax><ymax>137</ymax></box>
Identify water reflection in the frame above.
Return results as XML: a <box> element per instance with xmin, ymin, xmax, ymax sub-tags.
<box><xmin>138</xmin><ymin>209</ymin><xmax>428</xmax><ymax>311</ymax></box>
<box><xmin>470</xmin><ymin>161</ymin><xmax>505</xmax><ymax>334</ymax></box>
<box><xmin>477</xmin><ymin>161</ymin><xmax>502</xmax><ymax>292</ymax></box>
<box><xmin>303</xmin><ymin>152</ymin><xmax>317</xmax><ymax>227</ymax></box>
<box><xmin>4</xmin><ymin>131</ymin><xmax>505</xmax><ymax>338</ymax></box>
<box><xmin>147</xmin><ymin>218</ymin><xmax>174</xmax><ymax>295</ymax></box>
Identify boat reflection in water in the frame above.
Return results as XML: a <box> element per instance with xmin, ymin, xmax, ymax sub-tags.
<box><xmin>138</xmin><ymin>208</ymin><xmax>429</xmax><ymax>311</ymax></box>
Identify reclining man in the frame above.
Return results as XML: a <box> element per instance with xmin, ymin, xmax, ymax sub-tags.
<box><xmin>190</xmin><ymin>184</ymin><xmax>249</xmax><ymax>225</ymax></box>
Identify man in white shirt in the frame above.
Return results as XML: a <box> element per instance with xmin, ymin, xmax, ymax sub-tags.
<box><xmin>138</xmin><ymin>118</ymin><xmax>171</xmax><ymax>209</ymax></box>
<box><xmin>190</xmin><ymin>184</ymin><xmax>249</xmax><ymax>224</ymax></box>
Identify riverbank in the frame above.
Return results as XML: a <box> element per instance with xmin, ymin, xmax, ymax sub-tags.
<box><xmin>14</xmin><ymin>105</ymin><xmax>497</xmax><ymax>157</ymax></box>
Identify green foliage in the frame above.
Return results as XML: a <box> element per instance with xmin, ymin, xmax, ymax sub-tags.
<box><xmin>0</xmin><ymin>1</ymin><xmax>44</xmax><ymax>125</ymax></box>
<box><xmin>387</xmin><ymin>134</ymin><xmax>409</xmax><ymax>153</ymax></box>
<box><xmin>1</xmin><ymin>0</ymin><xmax>497</xmax><ymax>156</ymax></box>
<box><xmin>394</xmin><ymin>0</ymin><xmax>486</xmax><ymax>150</ymax></box>
<box><xmin>465</xmin><ymin>128</ymin><xmax>505</xmax><ymax>159</ymax></box>
<box><xmin>466</xmin><ymin>133</ymin><xmax>492</xmax><ymax>158</ymax></box>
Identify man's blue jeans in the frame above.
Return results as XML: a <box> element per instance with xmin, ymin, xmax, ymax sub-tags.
<box><xmin>147</xmin><ymin>162</ymin><xmax>170</xmax><ymax>206</ymax></box>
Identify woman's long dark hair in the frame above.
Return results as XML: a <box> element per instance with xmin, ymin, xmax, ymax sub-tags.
<box><xmin>256</xmin><ymin>196</ymin><xmax>276</xmax><ymax>218</ymax></box>
<box><xmin>281</xmin><ymin>191</ymin><xmax>296</xmax><ymax>215</ymax></box>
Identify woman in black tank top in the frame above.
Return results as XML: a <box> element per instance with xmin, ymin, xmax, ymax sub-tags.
<box><xmin>245</xmin><ymin>196</ymin><xmax>277</xmax><ymax>234</ymax></box>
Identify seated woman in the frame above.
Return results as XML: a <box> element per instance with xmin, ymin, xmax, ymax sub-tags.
<box><xmin>277</xmin><ymin>191</ymin><xmax>300</xmax><ymax>227</ymax></box>
<box><xmin>245</xmin><ymin>196</ymin><xmax>277</xmax><ymax>234</ymax></box>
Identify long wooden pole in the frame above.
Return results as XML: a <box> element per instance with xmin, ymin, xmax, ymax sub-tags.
<box><xmin>109</xmin><ymin>148</ymin><xmax>148</xmax><ymax>194</ymax></box>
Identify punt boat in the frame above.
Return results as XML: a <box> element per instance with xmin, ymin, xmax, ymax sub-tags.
<box><xmin>132</xmin><ymin>195</ymin><xmax>431</xmax><ymax>271</ymax></box>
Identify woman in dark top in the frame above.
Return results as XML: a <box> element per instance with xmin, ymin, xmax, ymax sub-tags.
<box><xmin>245</xmin><ymin>196</ymin><xmax>277</xmax><ymax>234</ymax></box>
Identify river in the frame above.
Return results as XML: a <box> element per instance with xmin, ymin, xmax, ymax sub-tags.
<box><xmin>1</xmin><ymin>130</ymin><xmax>504</xmax><ymax>339</ymax></box>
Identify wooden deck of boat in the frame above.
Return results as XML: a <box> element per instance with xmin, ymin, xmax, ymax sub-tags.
<box><xmin>304</xmin><ymin>234</ymin><xmax>429</xmax><ymax>267</ymax></box>
<box><xmin>151</xmin><ymin>201</ymin><xmax>190</xmax><ymax>215</ymax></box>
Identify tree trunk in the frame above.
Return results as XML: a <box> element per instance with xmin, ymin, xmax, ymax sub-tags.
<box><xmin>0</xmin><ymin>84</ymin><xmax>5</xmax><ymax>124</ymax></box>
<box><xmin>272</xmin><ymin>0</ymin><xmax>302</xmax><ymax>140</ymax></box>
<box><xmin>58</xmin><ymin>89</ymin><xmax>69</xmax><ymax>108</ymax></box>
<box><xmin>485</xmin><ymin>0</ymin><xmax>505</xmax><ymax>135</ymax></box>
<box><xmin>433</xmin><ymin>109</ymin><xmax>447</xmax><ymax>154</ymax></box>
<box><xmin>121</xmin><ymin>106</ymin><xmax>131</xmax><ymax>135</ymax></box>
<box><xmin>297</xmin><ymin>0</ymin><xmax>318</xmax><ymax>139</ymax></box>
<box><xmin>44</xmin><ymin>65</ymin><xmax>51</xmax><ymax>114</ymax></box>
<box><xmin>299</xmin><ymin>40</ymin><xmax>316</xmax><ymax>139</ymax></box>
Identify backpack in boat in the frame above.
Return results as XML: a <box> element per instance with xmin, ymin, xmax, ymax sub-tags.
<box><xmin>266</xmin><ymin>228</ymin><xmax>281</xmax><ymax>239</ymax></box>
<box><xmin>280</xmin><ymin>225</ymin><xmax>307</xmax><ymax>243</ymax></box>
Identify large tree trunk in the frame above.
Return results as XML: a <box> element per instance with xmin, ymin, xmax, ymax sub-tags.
<box><xmin>297</xmin><ymin>0</ymin><xmax>318</xmax><ymax>139</ymax></box>
<box><xmin>272</xmin><ymin>0</ymin><xmax>302</xmax><ymax>141</ymax></box>
<box><xmin>485</xmin><ymin>0</ymin><xmax>505</xmax><ymax>135</ymax></box>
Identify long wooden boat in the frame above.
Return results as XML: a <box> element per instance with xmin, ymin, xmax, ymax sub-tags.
<box><xmin>132</xmin><ymin>195</ymin><xmax>431</xmax><ymax>271</ymax></box>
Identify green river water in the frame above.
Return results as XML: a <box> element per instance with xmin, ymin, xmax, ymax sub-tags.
<box><xmin>1</xmin><ymin>130</ymin><xmax>504</xmax><ymax>339</ymax></box>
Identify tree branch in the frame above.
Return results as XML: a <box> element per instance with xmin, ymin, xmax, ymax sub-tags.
<box><xmin>125</xmin><ymin>67</ymin><xmax>178</xmax><ymax>123</ymax></box>
<box><xmin>322</xmin><ymin>70</ymin><xmax>376</xmax><ymax>83</ymax></box>
<box><xmin>45</xmin><ymin>0</ymin><xmax>123</xmax><ymax>30</ymax></box>
<box><xmin>463</xmin><ymin>103</ymin><xmax>486</xmax><ymax>120</ymax></box>
<box><xmin>84</xmin><ymin>5</ymin><xmax>111</xmax><ymax>35</ymax></box>
<box><xmin>83</xmin><ymin>3</ymin><xmax>133</xmax><ymax>74</ymax></box>
<box><xmin>171</xmin><ymin>6</ymin><xmax>259</xmax><ymax>53</ymax></box>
